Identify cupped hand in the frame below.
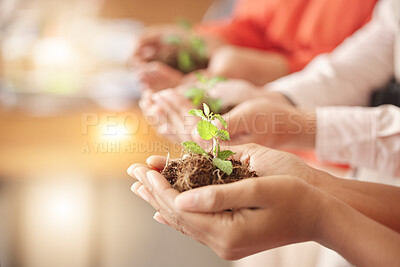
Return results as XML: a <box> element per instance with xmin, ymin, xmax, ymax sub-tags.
<box><xmin>208</xmin><ymin>79</ymin><xmax>292</xmax><ymax>109</ymax></box>
<box><xmin>139</xmin><ymin>84</ymin><xmax>313</xmax><ymax>150</ymax></box>
<box><xmin>127</xmin><ymin>144</ymin><xmax>327</xmax><ymax>260</ymax></box>
<box><xmin>133</xmin><ymin>24</ymin><xmax>186</xmax><ymax>62</ymax></box>
<box><xmin>133</xmin><ymin>61</ymin><xmax>184</xmax><ymax>91</ymax></box>
<box><xmin>139</xmin><ymin>89</ymin><xmax>199</xmax><ymax>143</ymax></box>
<box><xmin>222</xmin><ymin>98</ymin><xmax>316</xmax><ymax>149</ymax></box>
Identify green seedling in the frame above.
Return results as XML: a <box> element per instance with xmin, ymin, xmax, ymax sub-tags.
<box><xmin>182</xmin><ymin>103</ymin><xmax>235</xmax><ymax>175</ymax></box>
<box><xmin>163</xmin><ymin>19</ymin><xmax>207</xmax><ymax>73</ymax></box>
<box><xmin>185</xmin><ymin>73</ymin><xmax>226</xmax><ymax>113</ymax></box>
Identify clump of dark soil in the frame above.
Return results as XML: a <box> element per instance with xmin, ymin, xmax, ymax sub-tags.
<box><xmin>153</xmin><ymin>47</ymin><xmax>208</xmax><ymax>74</ymax></box>
<box><xmin>161</xmin><ymin>153</ymin><xmax>258</xmax><ymax>192</ymax></box>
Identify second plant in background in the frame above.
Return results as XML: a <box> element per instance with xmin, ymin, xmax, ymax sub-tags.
<box><xmin>155</xmin><ymin>20</ymin><xmax>209</xmax><ymax>74</ymax></box>
<box><xmin>184</xmin><ymin>73</ymin><xmax>227</xmax><ymax>113</ymax></box>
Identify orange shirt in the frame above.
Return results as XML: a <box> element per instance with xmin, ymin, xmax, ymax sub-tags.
<box><xmin>198</xmin><ymin>0</ymin><xmax>377</xmax><ymax>72</ymax></box>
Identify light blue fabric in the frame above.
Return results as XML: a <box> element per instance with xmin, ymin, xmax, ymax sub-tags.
<box><xmin>202</xmin><ymin>0</ymin><xmax>237</xmax><ymax>22</ymax></box>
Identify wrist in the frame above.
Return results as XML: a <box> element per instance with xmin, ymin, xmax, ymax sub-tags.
<box><xmin>262</xmin><ymin>91</ymin><xmax>294</xmax><ymax>106</ymax></box>
<box><xmin>301</xmin><ymin>111</ymin><xmax>316</xmax><ymax>148</ymax></box>
<box><xmin>310</xmin><ymin>192</ymin><xmax>340</xmax><ymax>243</ymax></box>
<box><xmin>296</xmin><ymin>181</ymin><xmax>334</xmax><ymax>243</ymax></box>
<box><xmin>312</xmin><ymin>193</ymin><xmax>356</xmax><ymax>251</ymax></box>
<box><xmin>282</xmin><ymin>109</ymin><xmax>316</xmax><ymax>149</ymax></box>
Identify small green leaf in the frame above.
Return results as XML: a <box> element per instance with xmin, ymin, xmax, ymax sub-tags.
<box><xmin>207</xmin><ymin>76</ymin><xmax>226</xmax><ymax>88</ymax></box>
<box><xmin>182</xmin><ymin>141</ymin><xmax>208</xmax><ymax>155</ymax></box>
<box><xmin>207</xmin><ymin>98</ymin><xmax>222</xmax><ymax>113</ymax></box>
<box><xmin>185</xmin><ymin>87</ymin><xmax>205</xmax><ymax>107</ymax></box>
<box><xmin>217</xmin><ymin>129</ymin><xmax>230</xmax><ymax>141</ymax></box>
<box><xmin>203</xmin><ymin>103</ymin><xmax>210</xmax><ymax>117</ymax></box>
<box><xmin>192</xmin><ymin>95</ymin><xmax>204</xmax><ymax>106</ymax></box>
<box><xmin>218</xmin><ymin>150</ymin><xmax>235</xmax><ymax>160</ymax></box>
<box><xmin>195</xmin><ymin>72</ymin><xmax>207</xmax><ymax>84</ymax></box>
<box><xmin>185</xmin><ymin>87</ymin><xmax>204</xmax><ymax>99</ymax></box>
<box><xmin>177</xmin><ymin>18</ymin><xmax>193</xmax><ymax>30</ymax></box>
<box><xmin>178</xmin><ymin>51</ymin><xmax>193</xmax><ymax>73</ymax></box>
<box><xmin>190</xmin><ymin>37</ymin><xmax>206</xmax><ymax>58</ymax></box>
<box><xmin>212</xmin><ymin>158</ymin><xmax>233</xmax><ymax>175</ymax></box>
<box><xmin>189</xmin><ymin>109</ymin><xmax>205</xmax><ymax>119</ymax></box>
<box><xmin>214</xmin><ymin>114</ymin><xmax>227</xmax><ymax>128</ymax></box>
<box><xmin>197</xmin><ymin>120</ymin><xmax>218</xmax><ymax>140</ymax></box>
<box><xmin>163</xmin><ymin>35</ymin><xmax>182</xmax><ymax>45</ymax></box>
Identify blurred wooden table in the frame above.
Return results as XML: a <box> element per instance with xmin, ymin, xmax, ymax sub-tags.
<box><xmin>0</xmin><ymin>103</ymin><xmax>178</xmax><ymax>179</ymax></box>
<box><xmin>99</xmin><ymin>0</ymin><xmax>214</xmax><ymax>24</ymax></box>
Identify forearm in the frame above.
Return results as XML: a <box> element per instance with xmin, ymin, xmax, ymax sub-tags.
<box><xmin>208</xmin><ymin>47</ymin><xmax>289</xmax><ymax>85</ymax></box>
<box><xmin>316</xmin><ymin>195</ymin><xmax>400</xmax><ymax>267</ymax></box>
<box><xmin>310</xmin><ymin>169</ymin><xmax>400</xmax><ymax>233</ymax></box>
<box><xmin>277</xmin><ymin>109</ymin><xmax>316</xmax><ymax>149</ymax></box>
<box><xmin>230</xmin><ymin>50</ymin><xmax>289</xmax><ymax>85</ymax></box>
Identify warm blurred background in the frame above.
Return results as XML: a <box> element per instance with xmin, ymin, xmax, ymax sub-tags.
<box><xmin>0</xmin><ymin>0</ymin><xmax>232</xmax><ymax>266</ymax></box>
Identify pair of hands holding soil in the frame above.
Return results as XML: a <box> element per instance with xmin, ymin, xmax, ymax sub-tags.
<box><xmin>139</xmin><ymin>80</ymin><xmax>315</xmax><ymax>149</ymax></box>
<box><xmin>128</xmin><ymin>144</ymin><xmax>400</xmax><ymax>266</ymax></box>
<box><xmin>128</xmin><ymin>143</ymin><xmax>328</xmax><ymax>260</ymax></box>
<box><xmin>131</xmin><ymin>24</ymin><xmax>227</xmax><ymax>91</ymax></box>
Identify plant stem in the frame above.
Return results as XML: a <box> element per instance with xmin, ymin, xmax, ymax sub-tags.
<box><xmin>212</xmin><ymin>137</ymin><xmax>218</xmax><ymax>158</ymax></box>
<box><xmin>206</xmin><ymin>115</ymin><xmax>218</xmax><ymax>158</ymax></box>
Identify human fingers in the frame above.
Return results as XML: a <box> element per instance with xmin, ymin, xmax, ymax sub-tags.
<box><xmin>129</xmin><ymin>167</ymin><xmax>199</xmax><ymax>234</ymax></box>
<box><xmin>219</xmin><ymin>143</ymin><xmax>268</xmax><ymax>163</ymax></box>
<box><xmin>175</xmin><ymin>175</ymin><xmax>305</xmax><ymax>213</ymax></box>
<box><xmin>145</xmin><ymin>171</ymin><xmax>212</xmax><ymax>228</ymax></box>
<box><xmin>153</xmin><ymin>211</ymin><xmax>171</xmax><ymax>226</ymax></box>
<box><xmin>151</xmin><ymin>92</ymin><xmax>188</xmax><ymax>136</ymax></box>
<box><xmin>146</xmin><ymin>155</ymin><xmax>167</xmax><ymax>171</ymax></box>
<box><xmin>174</xmin><ymin>177</ymin><xmax>262</xmax><ymax>212</ymax></box>
<box><xmin>128</xmin><ymin>166</ymin><xmax>180</xmax><ymax>226</ymax></box>
<box><xmin>141</xmin><ymin>170</ymin><xmax>215</xmax><ymax>244</ymax></box>
<box><xmin>224</xmin><ymin>144</ymin><xmax>309</xmax><ymax>178</ymax></box>
<box><xmin>222</xmin><ymin>103</ymin><xmax>255</xmax><ymax>137</ymax></box>
<box><xmin>139</xmin><ymin>93</ymin><xmax>169</xmax><ymax>138</ymax></box>
<box><xmin>155</xmin><ymin>89</ymin><xmax>193</xmax><ymax>117</ymax></box>
<box><xmin>128</xmin><ymin>163</ymin><xmax>151</xmax><ymax>182</ymax></box>
<box><xmin>134</xmin><ymin>33</ymin><xmax>161</xmax><ymax>60</ymax></box>
<box><xmin>131</xmin><ymin>181</ymin><xmax>161</xmax><ymax>212</ymax></box>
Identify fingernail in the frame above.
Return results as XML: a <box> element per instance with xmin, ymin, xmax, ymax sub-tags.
<box><xmin>132</xmin><ymin>168</ymin><xmax>142</xmax><ymax>183</ymax></box>
<box><xmin>137</xmin><ymin>186</ymin><xmax>150</xmax><ymax>202</ymax></box>
<box><xmin>130</xmin><ymin>182</ymin><xmax>141</xmax><ymax>193</ymax></box>
<box><xmin>153</xmin><ymin>212</ymin><xmax>168</xmax><ymax>225</ymax></box>
<box><xmin>127</xmin><ymin>165</ymin><xmax>135</xmax><ymax>176</ymax></box>
<box><xmin>175</xmin><ymin>192</ymin><xmax>199</xmax><ymax>210</ymax></box>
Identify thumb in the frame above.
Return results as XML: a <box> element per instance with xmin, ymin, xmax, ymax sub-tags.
<box><xmin>222</xmin><ymin>105</ymin><xmax>253</xmax><ymax>137</ymax></box>
<box><xmin>175</xmin><ymin>178</ymin><xmax>261</xmax><ymax>212</ymax></box>
<box><xmin>146</xmin><ymin>155</ymin><xmax>167</xmax><ymax>171</ymax></box>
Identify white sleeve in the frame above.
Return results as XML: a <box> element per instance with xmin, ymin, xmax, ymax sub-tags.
<box><xmin>316</xmin><ymin>105</ymin><xmax>400</xmax><ymax>177</ymax></box>
<box><xmin>267</xmin><ymin>0</ymin><xmax>395</xmax><ymax>109</ymax></box>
